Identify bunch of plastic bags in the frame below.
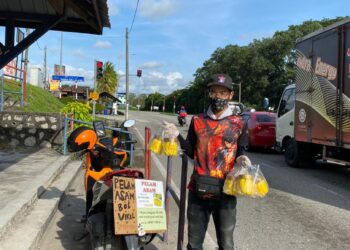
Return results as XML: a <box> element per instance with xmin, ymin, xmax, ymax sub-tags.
<box><xmin>149</xmin><ymin>126</ymin><xmax>178</xmax><ymax>156</ymax></box>
<box><xmin>223</xmin><ymin>164</ymin><xmax>269</xmax><ymax>198</ymax></box>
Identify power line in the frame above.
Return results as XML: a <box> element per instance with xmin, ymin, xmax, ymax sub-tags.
<box><xmin>129</xmin><ymin>0</ymin><xmax>139</xmax><ymax>34</ymax></box>
<box><xmin>36</xmin><ymin>41</ymin><xmax>43</xmax><ymax>50</ymax></box>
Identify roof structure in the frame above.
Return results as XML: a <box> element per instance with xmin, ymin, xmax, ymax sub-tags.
<box><xmin>0</xmin><ymin>0</ymin><xmax>110</xmax><ymax>34</ymax></box>
<box><xmin>0</xmin><ymin>0</ymin><xmax>111</xmax><ymax>69</ymax></box>
<box><xmin>99</xmin><ymin>92</ymin><xmax>122</xmax><ymax>103</ymax></box>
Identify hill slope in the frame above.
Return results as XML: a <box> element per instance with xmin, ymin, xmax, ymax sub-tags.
<box><xmin>2</xmin><ymin>79</ymin><xmax>64</xmax><ymax>112</ymax></box>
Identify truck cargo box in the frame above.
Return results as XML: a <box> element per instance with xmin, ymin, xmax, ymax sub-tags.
<box><xmin>295</xmin><ymin>18</ymin><xmax>350</xmax><ymax>149</ymax></box>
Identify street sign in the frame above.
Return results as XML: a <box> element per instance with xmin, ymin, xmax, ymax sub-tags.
<box><xmin>89</xmin><ymin>92</ymin><xmax>99</xmax><ymax>100</ymax></box>
<box><xmin>52</xmin><ymin>75</ymin><xmax>84</xmax><ymax>82</ymax></box>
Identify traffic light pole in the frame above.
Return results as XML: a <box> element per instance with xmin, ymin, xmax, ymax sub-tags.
<box><xmin>125</xmin><ymin>27</ymin><xmax>129</xmax><ymax>120</ymax></box>
<box><xmin>92</xmin><ymin>59</ymin><xmax>97</xmax><ymax>120</ymax></box>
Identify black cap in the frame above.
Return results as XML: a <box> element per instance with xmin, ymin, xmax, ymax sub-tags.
<box><xmin>207</xmin><ymin>74</ymin><xmax>233</xmax><ymax>90</ymax></box>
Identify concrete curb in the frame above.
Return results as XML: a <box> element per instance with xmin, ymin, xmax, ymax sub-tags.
<box><xmin>0</xmin><ymin>160</ymin><xmax>82</xmax><ymax>250</ymax></box>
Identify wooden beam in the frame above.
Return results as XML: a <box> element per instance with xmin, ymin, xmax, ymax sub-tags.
<box><xmin>48</xmin><ymin>0</ymin><xmax>64</xmax><ymax>15</ymax></box>
<box><xmin>0</xmin><ymin>16</ymin><xmax>65</xmax><ymax>69</ymax></box>
<box><xmin>91</xmin><ymin>0</ymin><xmax>102</xmax><ymax>30</ymax></box>
<box><xmin>64</xmin><ymin>0</ymin><xmax>99</xmax><ymax>33</ymax></box>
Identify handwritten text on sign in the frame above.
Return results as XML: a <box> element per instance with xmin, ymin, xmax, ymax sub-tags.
<box><xmin>113</xmin><ymin>177</ymin><xmax>137</xmax><ymax>235</ymax></box>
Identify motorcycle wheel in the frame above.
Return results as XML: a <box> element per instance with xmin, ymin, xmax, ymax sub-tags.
<box><xmin>90</xmin><ymin>235</ymin><xmax>125</xmax><ymax>250</ymax></box>
<box><xmin>109</xmin><ymin>236</ymin><xmax>126</xmax><ymax>250</ymax></box>
<box><xmin>90</xmin><ymin>235</ymin><xmax>104</xmax><ymax>250</ymax></box>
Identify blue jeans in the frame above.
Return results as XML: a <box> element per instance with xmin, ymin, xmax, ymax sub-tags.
<box><xmin>187</xmin><ymin>191</ymin><xmax>237</xmax><ymax>250</ymax></box>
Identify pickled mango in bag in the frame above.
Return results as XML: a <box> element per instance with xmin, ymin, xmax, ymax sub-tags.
<box><xmin>163</xmin><ymin>138</ymin><xmax>178</xmax><ymax>156</ymax></box>
<box><xmin>223</xmin><ymin>164</ymin><xmax>269</xmax><ymax>198</ymax></box>
<box><xmin>149</xmin><ymin>127</ymin><xmax>163</xmax><ymax>154</ymax></box>
<box><xmin>149</xmin><ymin>136</ymin><xmax>163</xmax><ymax>154</ymax></box>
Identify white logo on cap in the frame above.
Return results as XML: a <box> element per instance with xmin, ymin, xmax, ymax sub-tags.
<box><xmin>218</xmin><ymin>75</ymin><xmax>225</xmax><ymax>83</ymax></box>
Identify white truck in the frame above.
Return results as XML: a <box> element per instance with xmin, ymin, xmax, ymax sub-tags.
<box><xmin>275</xmin><ymin>18</ymin><xmax>350</xmax><ymax>167</ymax></box>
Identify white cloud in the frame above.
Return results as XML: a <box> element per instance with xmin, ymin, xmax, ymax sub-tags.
<box><xmin>107</xmin><ymin>0</ymin><xmax>119</xmax><ymax>16</ymax></box>
<box><xmin>139</xmin><ymin>0</ymin><xmax>178</xmax><ymax>21</ymax></box>
<box><xmin>73</xmin><ymin>49</ymin><xmax>84</xmax><ymax>57</ymax></box>
<box><xmin>141</xmin><ymin>61</ymin><xmax>163</xmax><ymax>69</ymax></box>
<box><xmin>128</xmin><ymin>71</ymin><xmax>185</xmax><ymax>94</ymax></box>
<box><xmin>93</xmin><ymin>40</ymin><xmax>112</xmax><ymax>49</ymax></box>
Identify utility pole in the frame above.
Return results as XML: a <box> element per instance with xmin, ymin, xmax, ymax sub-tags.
<box><xmin>44</xmin><ymin>46</ymin><xmax>47</xmax><ymax>89</ymax></box>
<box><xmin>163</xmin><ymin>96</ymin><xmax>165</xmax><ymax>112</ymax></box>
<box><xmin>239</xmin><ymin>82</ymin><xmax>241</xmax><ymax>103</ymax></box>
<box><xmin>23</xmin><ymin>28</ymin><xmax>30</xmax><ymax>79</ymax></box>
<box><xmin>125</xmin><ymin>27</ymin><xmax>129</xmax><ymax>120</ymax></box>
<box><xmin>59</xmin><ymin>32</ymin><xmax>63</xmax><ymax>75</ymax></box>
<box><xmin>59</xmin><ymin>32</ymin><xmax>63</xmax><ymax>99</ymax></box>
<box><xmin>151</xmin><ymin>98</ymin><xmax>153</xmax><ymax>111</ymax></box>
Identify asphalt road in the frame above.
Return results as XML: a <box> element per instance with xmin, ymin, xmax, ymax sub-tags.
<box><xmin>39</xmin><ymin>111</ymin><xmax>350</xmax><ymax>250</ymax></box>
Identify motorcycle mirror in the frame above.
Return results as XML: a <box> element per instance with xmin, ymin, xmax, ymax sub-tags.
<box><xmin>123</xmin><ymin>119</ymin><xmax>136</xmax><ymax>128</ymax></box>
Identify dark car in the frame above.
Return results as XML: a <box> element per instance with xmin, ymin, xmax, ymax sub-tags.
<box><xmin>241</xmin><ymin>111</ymin><xmax>276</xmax><ymax>150</ymax></box>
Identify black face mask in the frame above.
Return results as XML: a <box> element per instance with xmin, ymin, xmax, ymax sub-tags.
<box><xmin>210</xmin><ymin>98</ymin><xmax>228</xmax><ymax>113</ymax></box>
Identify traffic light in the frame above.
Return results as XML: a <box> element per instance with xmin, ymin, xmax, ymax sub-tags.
<box><xmin>137</xmin><ymin>69</ymin><xmax>142</xmax><ymax>77</ymax></box>
<box><xmin>96</xmin><ymin>61</ymin><xmax>103</xmax><ymax>80</ymax></box>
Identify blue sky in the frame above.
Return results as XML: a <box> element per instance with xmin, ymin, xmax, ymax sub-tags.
<box><xmin>1</xmin><ymin>0</ymin><xmax>349</xmax><ymax>94</ymax></box>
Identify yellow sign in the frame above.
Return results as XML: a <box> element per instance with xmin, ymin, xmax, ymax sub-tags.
<box><xmin>89</xmin><ymin>92</ymin><xmax>99</xmax><ymax>100</ymax></box>
<box><xmin>49</xmin><ymin>80</ymin><xmax>60</xmax><ymax>91</ymax></box>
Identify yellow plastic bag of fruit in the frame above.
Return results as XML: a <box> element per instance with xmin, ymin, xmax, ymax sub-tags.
<box><xmin>149</xmin><ymin>127</ymin><xmax>163</xmax><ymax>154</ymax></box>
<box><xmin>163</xmin><ymin>138</ymin><xmax>178</xmax><ymax>156</ymax></box>
<box><xmin>223</xmin><ymin>164</ymin><xmax>269</xmax><ymax>198</ymax></box>
<box><xmin>149</xmin><ymin>125</ymin><xmax>179</xmax><ymax>156</ymax></box>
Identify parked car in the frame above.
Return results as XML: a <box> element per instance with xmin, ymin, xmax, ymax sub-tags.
<box><xmin>241</xmin><ymin>111</ymin><xmax>276</xmax><ymax>151</ymax></box>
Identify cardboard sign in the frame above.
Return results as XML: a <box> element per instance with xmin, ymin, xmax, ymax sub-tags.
<box><xmin>113</xmin><ymin>177</ymin><xmax>137</xmax><ymax>235</ymax></box>
<box><xmin>113</xmin><ymin>177</ymin><xmax>166</xmax><ymax>235</ymax></box>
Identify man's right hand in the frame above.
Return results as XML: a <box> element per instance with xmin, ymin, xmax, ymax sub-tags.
<box><xmin>236</xmin><ymin>155</ymin><xmax>252</xmax><ymax>167</ymax></box>
<box><xmin>162</xmin><ymin>121</ymin><xmax>180</xmax><ymax>138</ymax></box>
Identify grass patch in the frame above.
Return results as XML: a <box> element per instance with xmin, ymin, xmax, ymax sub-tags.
<box><xmin>3</xmin><ymin>79</ymin><xmax>64</xmax><ymax>112</ymax></box>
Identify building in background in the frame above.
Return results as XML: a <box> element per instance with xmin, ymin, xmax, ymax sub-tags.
<box><xmin>30</xmin><ymin>67</ymin><xmax>43</xmax><ymax>88</ymax></box>
<box><xmin>60</xmin><ymin>85</ymin><xmax>90</xmax><ymax>100</ymax></box>
<box><xmin>116</xmin><ymin>93</ymin><xmax>126</xmax><ymax>104</ymax></box>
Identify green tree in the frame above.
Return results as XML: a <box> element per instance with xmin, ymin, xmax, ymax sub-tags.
<box><xmin>166</xmin><ymin>17</ymin><xmax>347</xmax><ymax>113</ymax></box>
<box><xmin>97</xmin><ymin>61</ymin><xmax>119</xmax><ymax>95</ymax></box>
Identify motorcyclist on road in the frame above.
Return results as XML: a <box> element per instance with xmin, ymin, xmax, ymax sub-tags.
<box><xmin>178</xmin><ymin>106</ymin><xmax>188</xmax><ymax>125</ymax></box>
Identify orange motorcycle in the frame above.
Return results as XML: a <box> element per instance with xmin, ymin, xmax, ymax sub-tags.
<box><xmin>67</xmin><ymin>120</ymin><xmax>155</xmax><ymax>250</ymax></box>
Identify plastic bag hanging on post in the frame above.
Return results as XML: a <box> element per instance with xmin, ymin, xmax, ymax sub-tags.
<box><xmin>149</xmin><ymin>126</ymin><xmax>163</xmax><ymax>154</ymax></box>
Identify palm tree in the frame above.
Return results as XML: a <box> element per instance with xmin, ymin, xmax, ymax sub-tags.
<box><xmin>97</xmin><ymin>61</ymin><xmax>119</xmax><ymax>95</ymax></box>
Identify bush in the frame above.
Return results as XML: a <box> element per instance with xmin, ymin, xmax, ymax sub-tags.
<box><xmin>61</xmin><ymin>101</ymin><xmax>92</xmax><ymax>128</ymax></box>
<box><xmin>89</xmin><ymin>102</ymin><xmax>105</xmax><ymax>114</ymax></box>
<box><xmin>60</xmin><ymin>97</ymin><xmax>86</xmax><ymax>105</ymax></box>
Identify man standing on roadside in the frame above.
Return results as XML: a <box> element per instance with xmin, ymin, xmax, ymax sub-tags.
<box><xmin>163</xmin><ymin>74</ymin><xmax>250</xmax><ymax>250</ymax></box>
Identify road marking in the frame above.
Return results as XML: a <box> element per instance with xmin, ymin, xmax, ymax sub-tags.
<box><xmin>133</xmin><ymin>119</ymin><xmax>150</xmax><ymax>123</ymax></box>
<box><xmin>312</xmin><ymin>184</ymin><xmax>345</xmax><ymax>198</ymax></box>
<box><xmin>133</xmin><ymin>126</ymin><xmax>217</xmax><ymax>248</ymax></box>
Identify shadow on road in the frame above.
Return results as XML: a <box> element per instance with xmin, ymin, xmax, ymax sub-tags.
<box><xmin>54</xmin><ymin>189</ymin><xmax>90</xmax><ymax>250</ymax></box>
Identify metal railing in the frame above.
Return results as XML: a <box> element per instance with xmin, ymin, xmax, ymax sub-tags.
<box><xmin>0</xmin><ymin>66</ymin><xmax>26</xmax><ymax>111</ymax></box>
<box><xmin>62</xmin><ymin>116</ymin><xmax>135</xmax><ymax>166</ymax></box>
